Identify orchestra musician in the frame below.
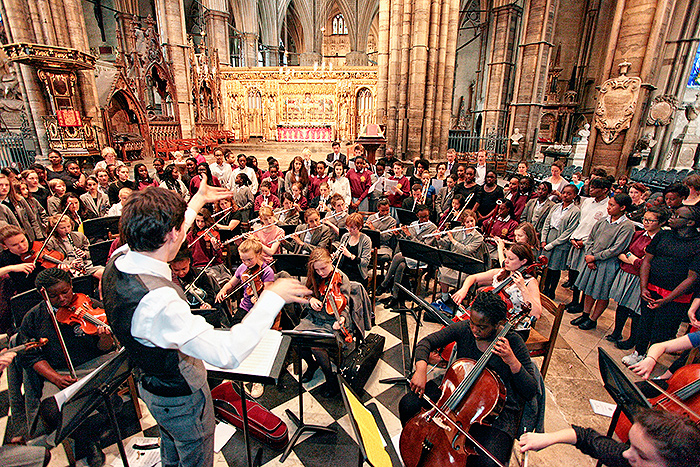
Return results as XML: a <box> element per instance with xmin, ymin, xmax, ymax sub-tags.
<box><xmin>0</xmin><ymin>225</ymin><xmax>52</xmax><ymax>297</ymax></box>
<box><xmin>44</xmin><ymin>214</ymin><xmax>103</xmax><ymax>280</ymax></box>
<box><xmin>248</xmin><ymin>206</ymin><xmax>285</xmax><ymax>263</ymax></box>
<box><xmin>0</xmin><ymin>350</ymin><xmax>50</xmax><ymax>467</ymax></box>
<box><xmin>436</xmin><ymin>209</ymin><xmax>486</xmax><ymax>302</ymax></box>
<box><xmin>278</xmin><ymin>193</ymin><xmax>301</xmax><ymax>226</ymax></box>
<box><xmin>378</xmin><ymin>204</ymin><xmax>437</xmax><ymax>309</ymax></box>
<box><xmin>337</xmin><ymin>213</ymin><xmax>372</xmax><ymax>288</ymax></box>
<box><xmin>364</xmin><ymin>199</ymin><xmax>397</xmax><ymax>264</ymax></box>
<box><xmin>295</xmin><ymin>248</ymin><xmax>352</xmax><ymax>398</ymax></box>
<box><xmin>282</xmin><ymin>208</ymin><xmax>333</xmax><ymax>254</ymax></box>
<box><xmin>399</xmin><ymin>292</ymin><xmax>538</xmax><ymax>467</ymax></box>
<box><xmin>17</xmin><ymin>268</ymin><xmax>117</xmax><ymax>466</ymax></box>
<box><xmin>453</xmin><ymin>243</ymin><xmax>542</xmax><ymax>340</ymax></box>
<box><xmin>102</xmin><ymin>182</ymin><xmax>310</xmax><ymax>467</ymax></box>
<box><xmin>186</xmin><ymin>207</ymin><xmax>232</xmax><ymax>287</ymax></box>
<box><xmin>519</xmin><ymin>408</ymin><xmax>700</xmax><ymax>467</ymax></box>
<box><xmin>323</xmin><ymin>194</ymin><xmax>349</xmax><ymax>239</ymax></box>
<box><xmin>169</xmin><ymin>247</ymin><xmax>219</xmax><ymax>311</ymax></box>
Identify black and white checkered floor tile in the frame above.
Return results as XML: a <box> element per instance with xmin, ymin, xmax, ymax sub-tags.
<box><xmin>0</xmin><ymin>301</ymin><xmax>444</xmax><ymax>466</ymax></box>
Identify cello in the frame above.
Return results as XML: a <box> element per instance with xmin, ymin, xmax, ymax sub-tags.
<box><xmin>399</xmin><ymin>309</ymin><xmax>529</xmax><ymax>467</ymax></box>
<box><xmin>614</xmin><ymin>363</ymin><xmax>700</xmax><ymax>442</ymax></box>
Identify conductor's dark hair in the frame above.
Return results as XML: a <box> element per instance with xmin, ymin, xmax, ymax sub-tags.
<box><xmin>634</xmin><ymin>408</ymin><xmax>700</xmax><ymax>467</ymax></box>
<box><xmin>35</xmin><ymin>268</ymin><xmax>72</xmax><ymax>289</ymax></box>
<box><xmin>471</xmin><ymin>292</ymin><xmax>508</xmax><ymax>325</ymax></box>
<box><xmin>121</xmin><ymin>186</ymin><xmax>187</xmax><ymax>252</ymax></box>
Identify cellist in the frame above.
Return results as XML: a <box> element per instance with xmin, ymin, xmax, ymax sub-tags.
<box><xmin>399</xmin><ymin>292</ymin><xmax>537</xmax><ymax>467</ymax></box>
<box><xmin>294</xmin><ymin>247</ymin><xmax>352</xmax><ymax>398</ymax></box>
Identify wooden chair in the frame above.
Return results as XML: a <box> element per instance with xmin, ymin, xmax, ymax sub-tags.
<box><xmin>525</xmin><ymin>293</ymin><xmax>565</xmax><ymax>379</ymax></box>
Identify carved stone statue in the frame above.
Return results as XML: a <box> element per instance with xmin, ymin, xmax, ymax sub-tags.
<box><xmin>510</xmin><ymin>127</ymin><xmax>523</xmax><ymax>146</ymax></box>
<box><xmin>578</xmin><ymin>123</ymin><xmax>590</xmax><ymax>143</ymax></box>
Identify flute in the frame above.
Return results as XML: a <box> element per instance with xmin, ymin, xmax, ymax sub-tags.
<box><xmin>220</xmin><ymin>222</ymin><xmax>275</xmax><ymax>246</ymax></box>
<box><xmin>279</xmin><ymin>224</ymin><xmax>323</xmax><ymax>242</ymax></box>
<box><xmin>380</xmin><ymin>220</ymin><xmax>432</xmax><ymax>234</ymax></box>
<box><xmin>422</xmin><ymin>225</ymin><xmax>480</xmax><ymax>238</ymax></box>
<box><xmin>365</xmin><ymin>214</ymin><xmax>392</xmax><ymax>227</ymax></box>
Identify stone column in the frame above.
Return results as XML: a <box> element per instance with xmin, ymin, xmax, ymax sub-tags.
<box><xmin>264</xmin><ymin>46</ymin><xmax>280</xmax><ymax>66</ymax></box>
<box><xmin>300</xmin><ymin>52</ymin><xmax>323</xmax><ymax>66</ymax></box>
<box><xmin>507</xmin><ymin>0</ymin><xmax>558</xmax><ymax>158</ymax></box>
<box><xmin>376</xmin><ymin>0</ymin><xmax>391</xmax><ymax>126</ymax></box>
<box><xmin>241</xmin><ymin>32</ymin><xmax>259</xmax><ymax>67</ymax></box>
<box><xmin>157</xmin><ymin>0</ymin><xmax>194</xmax><ymax>136</ymax></box>
<box><xmin>406</xmin><ymin>0</ymin><xmax>430</xmax><ymax>156</ymax></box>
<box><xmin>482</xmin><ymin>2</ymin><xmax>522</xmax><ymax>134</ymax></box>
<box><xmin>584</xmin><ymin>0</ymin><xmax>674</xmax><ymax>176</ymax></box>
<box><xmin>437</xmin><ymin>0</ymin><xmax>460</xmax><ymax>156</ymax></box>
<box><xmin>346</xmin><ymin>51</ymin><xmax>369</xmax><ymax>66</ymax></box>
<box><xmin>204</xmin><ymin>8</ymin><xmax>231</xmax><ymax>66</ymax></box>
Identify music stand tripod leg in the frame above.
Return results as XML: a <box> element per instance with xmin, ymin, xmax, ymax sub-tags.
<box><xmin>236</xmin><ymin>381</ymin><xmax>262</xmax><ymax>467</ymax></box>
<box><xmin>280</xmin><ymin>342</ymin><xmax>335</xmax><ymax>463</ymax></box>
<box><xmin>98</xmin><ymin>383</ymin><xmax>129</xmax><ymax>467</ymax></box>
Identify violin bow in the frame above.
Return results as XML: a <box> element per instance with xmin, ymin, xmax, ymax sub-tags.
<box><xmin>184</xmin><ymin>255</ymin><xmax>217</xmax><ymax>295</ymax></box>
<box><xmin>646</xmin><ymin>377</ymin><xmax>700</xmax><ymax>420</ymax></box>
<box><xmin>34</xmin><ymin>204</ymin><xmax>71</xmax><ymax>267</ymax></box>
<box><xmin>187</xmin><ymin>222</ymin><xmax>221</xmax><ymax>249</ymax></box>
<box><xmin>39</xmin><ymin>287</ymin><xmax>77</xmax><ymax>379</ymax></box>
<box><xmin>412</xmin><ymin>381</ymin><xmax>506</xmax><ymax>467</ymax></box>
<box><xmin>319</xmin><ymin>236</ymin><xmax>353</xmax><ymax>343</ymax></box>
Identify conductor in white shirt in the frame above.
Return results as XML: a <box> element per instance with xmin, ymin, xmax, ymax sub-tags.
<box><xmin>102</xmin><ymin>177</ymin><xmax>310</xmax><ymax>467</ymax></box>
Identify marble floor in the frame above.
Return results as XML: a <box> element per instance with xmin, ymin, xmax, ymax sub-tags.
<box><xmin>0</xmin><ymin>280</ymin><xmax>677</xmax><ymax>467</ymax></box>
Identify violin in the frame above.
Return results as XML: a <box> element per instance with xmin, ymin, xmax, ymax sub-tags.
<box><xmin>438</xmin><ymin>256</ymin><xmax>547</xmax><ymax>361</ymax></box>
<box><xmin>56</xmin><ymin>293</ymin><xmax>111</xmax><ymax>335</ymax></box>
<box><xmin>400</xmin><ymin>310</ymin><xmax>529</xmax><ymax>467</ymax></box>
<box><xmin>614</xmin><ymin>363</ymin><xmax>700</xmax><ymax>442</ymax></box>
<box><xmin>241</xmin><ymin>263</ymin><xmax>265</xmax><ymax>301</ymax></box>
<box><xmin>20</xmin><ymin>240</ymin><xmax>65</xmax><ymax>268</ymax></box>
<box><xmin>317</xmin><ymin>271</ymin><xmax>352</xmax><ymax>343</ymax></box>
<box><xmin>1</xmin><ymin>338</ymin><xmax>48</xmax><ymax>355</ymax></box>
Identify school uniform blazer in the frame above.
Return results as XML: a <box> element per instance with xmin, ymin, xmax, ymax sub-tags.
<box><xmin>283</xmin><ymin>223</ymin><xmax>333</xmax><ymax>254</ymax></box>
<box><xmin>80</xmin><ymin>192</ymin><xmax>110</xmax><ymax>217</ymax></box>
<box><xmin>2</xmin><ymin>198</ymin><xmax>43</xmax><ymax>242</ymax></box>
<box><xmin>521</xmin><ymin>198</ymin><xmax>555</xmax><ymax>234</ymax></box>
<box><xmin>435</xmin><ymin>186</ymin><xmax>455</xmax><ymax>217</ymax></box>
<box><xmin>541</xmin><ymin>204</ymin><xmax>580</xmax><ymax>249</ymax></box>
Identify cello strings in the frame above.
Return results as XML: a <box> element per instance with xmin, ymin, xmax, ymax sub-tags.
<box><xmin>646</xmin><ymin>379</ymin><xmax>700</xmax><ymax>420</ymax></box>
<box><xmin>416</xmin><ymin>388</ymin><xmax>506</xmax><ymax>467</ymax></box>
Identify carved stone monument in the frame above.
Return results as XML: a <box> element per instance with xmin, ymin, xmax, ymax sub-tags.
<box><xmin>593</xmin><ymin>61</ymin><xmax>642</xmax><ymax>144</ymax></box>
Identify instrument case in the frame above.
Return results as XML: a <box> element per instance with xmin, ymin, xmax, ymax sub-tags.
<box><xmin>211</xmin><ymin>381</ymin><xmax>289</xmax><ymax>450</ymax></box>
<box><xmin>340</xmin><ymin>333</ymin><xmax>385</xmax><ymax>394</ymax></box>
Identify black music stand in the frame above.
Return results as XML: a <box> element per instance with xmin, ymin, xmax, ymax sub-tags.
<box><xmin>82</xmin><ymin>216</ymin><xmax>120</xmax><ymax>242</ymax></box>
<box><xmin>361</xmin><ymin>228</ymin><xmax>381</xmax><ymax>249</ymax></box>
<box><xmin>272</xmin><ymin>254</ymin><xmax>309</xmax><ymax>278</ymax></box>
<box><xmin>435</xmin><ymin>248</ymin><xmax>485</xmax><ymax>306</ymax></box>
<box><xmin>398</xmin><ymin>239</ymin><xmax>442</xmax><ymax>296</ymax></box>
<box><xmin>396</xmin><ymin>208</ymin><xmax>418</xmax><ymax>226</ymax></box>
<box><xmin>337</xmin><ymin>374</ymin><xmax>402</xmax><ymax>467</ymax></box>
<box><xmin>47</xmin><ymin>350</ymin><xmax>132</xmax><ymax>467</ymax></box>
<box><xmin>206</xmin><ymin>332</ymin><xmax>291</xmax><ymax>467</ymax></box>
<box><xmin>88</xmin><ymin>240</ymin><xmax>112</xmax><ymax>267</ymax></box>
<box><xmin>280</xmin><ymin>224</ymin><xmax>298</xmax><ymax>236</ymax></box>
<box><xmin>597</xmin><ymin>347</ymin><xmax>652</xmax><ymax>466</ymax></box>
<box><xmin>279</xmin><ymin>330</ymin><xmax>340</xmax><ymax>462</ymax></box>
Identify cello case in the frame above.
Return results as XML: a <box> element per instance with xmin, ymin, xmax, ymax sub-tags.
<box><xmin>211</xmin><ymin>382</ymin><xmax>289</xmax><ymax>450</ymax></box>
<box><xmin>340</xmin><ymin>333</ymin><xmax>385</xmax><ymax>394</ymax></box>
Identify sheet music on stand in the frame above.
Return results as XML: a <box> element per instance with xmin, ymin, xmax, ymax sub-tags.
<box><xmin>53</xmin><ymin>352</ymin><xmax>117</xmax><ymax>410</ymax></box>
<box><xmin>370</xmin><ymin>177</ymin><xmax>398</xmax><ymax>195</ymax></box>
<box><xmin>204</xmin><ymin>329</ymin><xmax>284</xmax><ymax>378</ymax></box>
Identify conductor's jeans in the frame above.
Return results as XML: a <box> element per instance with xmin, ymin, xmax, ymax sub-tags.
<box><xmin>139</xmin><ymin>385</ymin><xmax>215</xmax><ymax>467</ymax></box>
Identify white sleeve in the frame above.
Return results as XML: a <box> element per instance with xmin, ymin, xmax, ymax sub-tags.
<box><xmin>132</xmin><ymin>288</ymin><xmax>285</xmax><ymax>369</ymax></box>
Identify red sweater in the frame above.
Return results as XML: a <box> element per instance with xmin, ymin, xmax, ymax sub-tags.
<box><xmin>620</xmin><ymin>229</ymin><xmax>653</xmax><ymax>276</ymax></box>
<box><xmin>387</xmin><ymin>176</ymin><xmax>410</xmax><ymax>207</ymax></box>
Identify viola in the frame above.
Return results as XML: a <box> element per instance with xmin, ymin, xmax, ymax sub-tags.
<box><xmin>55</xmin><ymin>293</ymin><xmax>111</xmax><ymax>335</ymax></box>
<box><xmin>438</xmin><ymin>256</ymin><xmax>547</xmax><ymax>361</ymax></box>
<box><xmin>614</xmin><ymin>364</ymin><xmax>700</xmax><ymax>442</ymax></box>
<box><xmin>400</xmin><ymin>310</ymin><xmax>529</xmax><ymax>467</ymax></box>
<box><xmin>20</xmin><ymin>240</ymin><xmax>65</xmax><ymax>268</ymax></box>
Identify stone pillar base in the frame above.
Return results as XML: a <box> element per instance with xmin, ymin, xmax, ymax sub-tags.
<box><xmin>299</xmin><ymin>52</ymin><xmax>322</xmax><ymax>66</ymax></box>
<box><xmin>345</xmin><ymin>51</ymin><xmax>369</xmax><ymax>66</ymax></box>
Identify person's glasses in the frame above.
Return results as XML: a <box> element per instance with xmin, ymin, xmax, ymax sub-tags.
<box><xmin>642</xmin><ymin>218</ymin><xmax>658</xmax><ymax>223</ymax></box>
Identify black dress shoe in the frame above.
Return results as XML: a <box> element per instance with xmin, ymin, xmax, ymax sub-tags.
<box><xmin>385</xmin><ymin>298</ymin><xmax>405</xmax><ymax>309</ymax></box>
<box><xmin>605</xmin><ymin>333</ymin><xmax>622</xmax><ymax>342</ymax></box>
<box><xmin>578</xmin><ymin>318</ymin><xmax>597</xmax><ymax>330</ymax></box>
<box><xmin>561</xmin><ymin>280</ymin><xmax>574</xmax><ymax>289</ymax></box>
<box><xmin>616</xmin><ymin>339</ymin><xmax>636</xmax><ymax>350</ymax></box>
<box><xmin>318</xmin><ymin>381</ymin><xmax>340</xmax><ymax>398</ymax></box>
<box><xmin>301</xmin><ymin>362</ymin><xmax>319</xmax><ymax>383</ymax></box>
<box><xmin>565</xmin><ymin>302</ymin><xmax>583</xmax><ymax>314</ymax></box>
<box><xmin>570</xmin><ymin>314</ymin><xmax>588</xmax><ymax>326</ymax></box>
<box><xmin>379</xmin><ymin>295</ymin><xmax>394</xmax><ymax>305</ymax></box>
<box><xmin>86</xmin><ymin>442</ymin><xmax>106</xmax><ymax>467</ymax></box>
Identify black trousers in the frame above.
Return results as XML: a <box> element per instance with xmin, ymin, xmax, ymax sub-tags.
<box><xmin>398</xmin><ymin>381</ymin><xmax>514</xmax><ymax>467</ymax></box>
<box><xmin>635</xmin><ymin>290</ymin><xmax>689</xmax><ymax>354</ymax></box>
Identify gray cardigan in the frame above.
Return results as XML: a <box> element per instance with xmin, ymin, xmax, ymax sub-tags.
<box><xmin>584</xmin><ymin>216</ymin><xmax>635</xmax><ymax>261</ymax></box>
<box><xmin>521</xmin><ymin>198</ymin><xmax>555</xmax><ymax>233</ymax></box>
<box><xmin>339</xmin><ymin>232</ymin><xmax>373</xmax><ymax>279</ymax></box>
<box><xmin>541</xmin><ymin>204</ymin><xmax>580</xmax><ymax>249</ymax></box>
